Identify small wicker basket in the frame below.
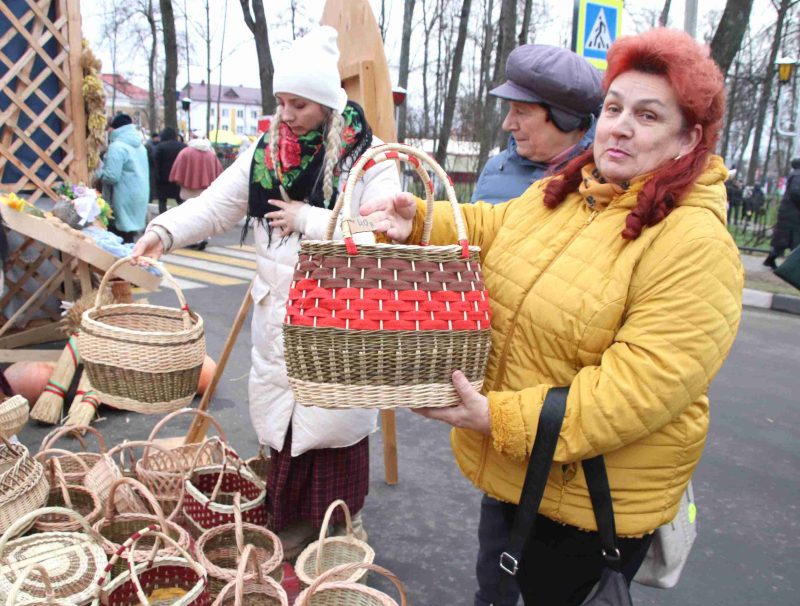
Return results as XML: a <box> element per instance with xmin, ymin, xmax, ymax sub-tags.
<box><xmin>37</xmin><ymin>425</ymin><xmax>107</xmax><ymax>484</ymax></box>
<box><xmin>211</xmin><ymin>544</ymin><xmax>289</xmax><ymax>606</ymax></box>
<box><xmin>0</xmin><ymin>437</ymin><xmax>49</xmax><ymax>535</ymax></box>
<box><xmin>35</xmin><ymin>457</ymin><xmax>102</xmax><ymax>532</ymax></box>
<box><xmin>196</xmin><ymin>493</ymin><xmax>283</xmax><ymax>598</ymax></box>
<box><xmin>0</xmin><ymin>395</ymin><xmax>28</xmax><ymax>439</ymax></box>
<box><xmin>4</xmin><ymin>563</ymin><xmax>74</xmax><ymax>606</ymax></box>
<box><xmin>283</xmin><ymin>143</ymin><xmax>492</xmax><ymax>409</ymax></box>
<box><xmin>78</xmin><ymin>256</ymin><xmax>206</xmax><ymax>413</ymax></box>
<box><xmin>294</xmin><ymin>563</ymin><xmax>407</xmax><ymax>606</ymax></box>
<box><xmin>136</xmin><ymin>407</ymin><xmax>229</xmax><ymax>516</ymax></box>
<box><xmin>295</xmin><ymin>500</ymin><xmax>374</xmax><ymax>590</ymax></box>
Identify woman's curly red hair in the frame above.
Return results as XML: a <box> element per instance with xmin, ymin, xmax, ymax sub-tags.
<box><xmin>543</xmin><ymin>28</ymin><xmax>726</xmax><ymax>239</ymax></box>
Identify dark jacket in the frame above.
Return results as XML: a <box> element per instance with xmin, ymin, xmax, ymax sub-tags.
<box><xmin>772</xmin><ymin>169</ymin><xmax>800</xmax><ymax>250</ymax></box>
<box><xmin>154</xmin><ymin>127</ymin><xmax>186</xmax><ymax>200</ymax></box>
<box><xmin>471</xmin><ymin>120</ymin><xmax>595</xmax><ymax>205</ymax></box>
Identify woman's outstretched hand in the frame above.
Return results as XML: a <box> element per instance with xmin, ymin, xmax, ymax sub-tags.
<box><xmin>359</xmin><ymin>192</ymin><xmax>417</xmax><ymax>243</ymax></box>
<box><xmin>412</xmin><ymin>370</ymin><xmax>491</xmax><ymax>435</ymax></box>
<box><xmin>130</xmin><ymin>231</ymin><xmax>164</xmax><ymax>265</ymax></box>
<box><xmin>265</xmin><ymin>199</ymin><xmax>305</xmax><ymax>237</ymax></box>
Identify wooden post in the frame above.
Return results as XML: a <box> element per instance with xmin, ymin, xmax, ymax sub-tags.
<box><xmin>64</xmin><ymin>0</ymin><xmax>88</xmax><ymax>184</ymax></box>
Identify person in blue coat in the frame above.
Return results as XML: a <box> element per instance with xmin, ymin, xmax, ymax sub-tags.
<box><xmin>472</xmin><ymin>45</ymin><xmax>603</xmax><ymax>205</ymax></box>
<box><xmin>97</xmin><ymin>113</ymin><xmax>149</xmax><ymax>242</ymax></box>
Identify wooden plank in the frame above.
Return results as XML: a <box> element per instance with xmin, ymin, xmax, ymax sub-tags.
<box><xmin>64</xmin><ymin>0</ymin><xmax>88</xmax><ymax>184</ymax></box>
<box><xmin>381</xmin><ymin>410</ymin><xmax>399</xmax><ymax>485</ymax></box>
<box><xmin>76</xmin><ymin>260</ymin><xmax>92</xmax><ymax>294</ymax></box>
<box><xmin>0</xmin><ymin>349</ymin><xmax>62</xmax><ymax>363</ymax></box>
<box><xmin>0</xmin><ymin>321</ymin><xmax>65</xmax><ymax>349</ymax></box>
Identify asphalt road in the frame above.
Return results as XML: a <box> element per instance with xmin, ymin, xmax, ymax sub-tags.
<box><xmin>16</xmin><ymin>228</ymin><xmax>800</xmax><ymax>605</ymax></box>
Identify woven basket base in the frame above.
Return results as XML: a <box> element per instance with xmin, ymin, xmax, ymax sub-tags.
<box><xmin>288</xmin><ymin>378</ymin><xmax>485</xmax><ymax>409</ymax></box>
<box><xmin>90</xmin><ymin>388</ymin><xmax>195</xmax><ymax>414</ymax></box>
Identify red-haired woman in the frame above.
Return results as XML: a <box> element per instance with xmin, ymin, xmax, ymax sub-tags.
<box><xmin>361</xmin><ymin>29</ymin><xmax>744</xmax><ymax>605</ymax></box>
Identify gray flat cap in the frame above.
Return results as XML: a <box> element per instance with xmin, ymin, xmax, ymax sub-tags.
<box><xmin>491</xmin><ymin>44</ymin><xmax>603</xmax><ymax>131</ymax></box>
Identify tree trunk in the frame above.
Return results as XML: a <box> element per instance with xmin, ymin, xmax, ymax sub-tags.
<box><xmin>146</xmin><ymin>0</ymin><xmax>158</xmax><ymax>133</ymax></box>
<box><xmin>710</xmin><ymin>0</ymin><xmax>755</xmax><ymax>76</ymax></box>
<box><xmin>159</xmin><ymin>0</ymin><xmax>178</xmax><ymax>129</ymax></box>
<box><xmin>518</xmin><ymin>0</ymin><xmax>532</xmax><ymax>45</ymax></box>
<box><xmin>659</xmin><ymin>0</ymin><xmax>672</xmax><ymax>26</ymax></box>
<box><xmin>435</xmin><ymin>0</ymin><xmax>473</xmax><ymax>167</ymax></box>
<box><xmin>747</xmin><ymin>0</ymin><xmax>790</xmax><ymax>184</ymax></box>
<box><xmin>239</xmin><ymin>0</ymin><xmax>275</xmax><ymax>115</ymax></box>
<box><xmin>397</xmin><ymin>0</ymin><xmax>416</xmax><ymax>142</ymax></box>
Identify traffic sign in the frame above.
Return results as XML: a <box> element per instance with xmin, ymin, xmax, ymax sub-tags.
<box><xmin>572</xmin><ymin>0</ymin><xmax>623</xmax><ymax>70</ymax></box>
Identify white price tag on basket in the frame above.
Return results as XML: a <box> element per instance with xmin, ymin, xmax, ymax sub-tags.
<box><xmin>341</xmin><ymin>217</ymin><xmax>377</xmax><ymax>237</ymax></box>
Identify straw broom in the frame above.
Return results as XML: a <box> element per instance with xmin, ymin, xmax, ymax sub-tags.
<box><xmin>30</xmin><ymin>333</ymin><xmax>79</xmax><ymax>424</ymax></box>
<box><xmin>65</xmin><ymin>370</ymin><xmax>100</xmax><ymax>427</ymax></box>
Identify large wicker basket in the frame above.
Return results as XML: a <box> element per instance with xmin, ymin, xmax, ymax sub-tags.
<box><xmin>294</xmin><ymin>563</ymin><xmax>406</xmax><ymax>606</ymax></box>
<box><xmin>0</xmin><ymin>438</ymin><xmax>49</xmax><ymax>535</ymax></box>
<box><xmin>283</xmin><ymin>143</ymin><xmax>492</xmax><ymax>409</ymax></box>
<box><xmin>0</xmin><ymin>395</ymin><xmax>28</xmax><ymax>439</ymax></box>
<box><xmin>78</xmin><ymin>256</ymin><xmax>206</xmax><ymax>413</ymax></box>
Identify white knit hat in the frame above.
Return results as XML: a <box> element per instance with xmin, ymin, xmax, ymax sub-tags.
<box><xmin>273</xmin><ymin>26</ymin><xmax>348</xmax><ymax>113</ymax></box>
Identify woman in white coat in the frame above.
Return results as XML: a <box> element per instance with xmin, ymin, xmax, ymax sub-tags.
<box><xmin>132</xmin><ymin>26</ymin><xmax>400</xmax><ymax>556</ymax></box>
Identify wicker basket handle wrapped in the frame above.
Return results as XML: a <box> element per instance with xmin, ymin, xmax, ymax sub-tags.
<box><xmin>39</xmin><ymin>424</ymin><xmax>107</xmax><ymax>454</ymax></box>
<box><xmin>144</xmin><ymin>407</ymin><xmax>228</xmax><ymax>450</ymax></box>
<box><xmin>95</xmin><ymin>256</ymin><xmax>193</xmax><ymax>330</ymax></box>
<box><xmin>34</xmin><ymin>447</ymin><xmax>92</xmax><ymax>473</ymax></box>
<box><xmin>186</xmin><ymin>436</ymin><xmax>254</xmax><ymax>504</ymax></box>
<box><xmin>212</xmin><ymin>543</ymin><xmax>287</xmax><ymax>606</ymax></box>
<box><xmin>5</xmin><ymin>563</ymin><xmax>73</xmax><ymax>606</ymax></box>
<box><xmin>46</xmin><ymin>457</ymin><xmax>73</xmax><ymax>509</ymax></box>
<box><xmin>103</xmin><ymin>477</ymin><xmax>174</xmax><ymax>539</ymax></box>
<box><xmin>301</xmin><ymin>563</ymin><xmax>407</xmax><ymax>606</ymax></box>
<box><xmin>314</xmin><ymin>499</ymin><xmax>354</xmax><ymax>576</ymax></box>
<box><xmin>324</xmin><ymin>142</ymin><xmax>470</xmax><ymax>258</ymax></box>
<box><xmin>0</xmin><ymin>506</ymin><xmax>105</xmax><ymax>556</ymax></box>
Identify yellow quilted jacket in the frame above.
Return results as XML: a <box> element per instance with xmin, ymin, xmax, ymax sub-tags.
<box><xmin>407</xmin><ymin>156</ymin><xmax>743</xmax><ymax>536</ymax></box>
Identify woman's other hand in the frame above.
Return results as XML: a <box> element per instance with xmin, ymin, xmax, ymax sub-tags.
<box><xmin>130</xmin><ymin>231</ymin><xmax>164</xmax><ymax>265</ymax></box>
<box><xmin>265</xmin><ymin>199</ymin><xmax>305</xmax><ymax>236</ymax></box>
<box><xmin>413</xmin><ymin>370</ymin><xmax>491</xmax><ymax>435</ymax></box>
<box><xmin>359</xmin><ymin>192</ymin><xmax>416</xmax><ymax>243</ymax></box>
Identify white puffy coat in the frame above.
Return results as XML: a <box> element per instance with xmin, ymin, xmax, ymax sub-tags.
<box><xmin>148</xmin><ymin>137</ymin><xmax>400</xmax><ymax>455</ymax></box>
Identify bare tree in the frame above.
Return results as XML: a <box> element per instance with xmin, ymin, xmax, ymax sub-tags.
<box><xmin>710</xmin><ymin>0</ymin><xmax>756</xmax><ymax>76</ymax></box>
<box><xmin>397</xmin><ymin>0</ymin><xmax>416</xmax><ymax>142</ymax></box>
<box><xmin>239</xmin><ymin>0</ymin><xmax>275</xmax><ymax>114</ymax></box>
<box><xmin>659</xmin><ymin>0</ymin><xmax>672</xmax><ymax>26</ymax></box>
<box><xmin>159</xmin><ymin>0</ymin><xmax>178</xmax><ymax>128</ymax></box>
<box><xmin>518</xmin><ymin>0</ymin><xmax>532</xmax><ymax>45</ymax></box>
<box><xmin>101</xmin><ymin>0</ymin><xmax>128</xmax><ymax>115</ymax></box>
<box><xmin>435</xmin><ymin>0</ymin><xmax>473</xmax><ymax>166</ymax></box>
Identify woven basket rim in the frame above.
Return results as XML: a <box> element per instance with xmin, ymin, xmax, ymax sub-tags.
<box><xmin>184</xmin><ymin>470</ymin><xmax>265</xmax><ymax>513</ymax></box>
<box><xmin>81</xmin><ymin>302</ymin><xmax>204</xmax><ymax>338</ymax></box>
<box><xmin>0</xmin><ymin>395</ymin><xmax>27</xmax><ymax>415</ymax></box>
<box><xmin>295</xmin><ymin>536</ymin><xmax>375</xmax><ymax>586</ymax></box>
<box><xmin>301</xmin><ymin>239</ymin><xmax>480</xmax><ymax>253</ymax></box>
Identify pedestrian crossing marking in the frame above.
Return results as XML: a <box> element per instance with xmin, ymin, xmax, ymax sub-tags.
<box><xmin>206</xmin><ymin>246</ymin><xmax>257</xmax><ymax>261</ymax></box>
<box><xmin>231</xmin><ymin>244</ymin><xmax>256</xmax><ymax>253</ymax></box>
<box><xmin>170</xmin><ymin>248</ymin><xmax>258</xmax><ymax>269</ymax></box>
<box><xmin>163</xmin><ymin>254</ymin><xmax>256</xmax><ymax>280</ymax></box>
<box><xmin>160</xmin><ymin>263</ymin><xmax>246</xmax><ymax>286</ymax></box>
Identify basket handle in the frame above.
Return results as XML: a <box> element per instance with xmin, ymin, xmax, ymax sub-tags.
<box><xmin>39</xmin><ymin>424</ymin><xmax>107</xmax><ymax>454</ymax></box>
<box><xmin>47</xmin><ymin>457</ymin><xmax>73</xmax><ymax>509</ymax></box>
<box><xmin>103</xmin><ymin>477</ymin><xmax>171</xmax><ymax>533</ymax></box>
<box><xmin>233</xmin><ymin>492</ymin><xmax>245</xmax><ymax>554</ymax></box>
<box><xmin>34</xmin><ymin>447</ymin><xmax>92</xmax><ymax>473</ymax></box>
<box><xmin>304</xmin><ymin>562</ymin><xmax>407</xmax><ymax>606</ymax></box>
<box><xmin>0</xmin><ymin>434</ymin><xmax>26</xmax><ymax>459</ymax></box>
<box><xmin>144</xmin><ymin>407</ymin><xmax>228</xmax><ymax>450</ymax></box>
<box><xmin>0</xmin><ymin>507</ymin><xmax>105</xmax><ymax>556</ymax></box>
<box><xmin>314</xmin><ymin>499</ymin><xmax>354</xmax><ymax>576</ymax></box>
<box><xmin>6</xmin><ymin>563</ymin><xmax>56</xmax><ymax>606</ymax></box>
<box><xmin>213</xmin><ymin>543</ymin><xmax>286</xmax><ymax>606</ymax></box>
<box><xmin>326</xmin><ymin>142</ymin><xmax>470</xmax><ymax>257</ymax></box>
<box><xmin>96</xmin><ymin>256</ymin><xmax>193</xmax><ymax>329</ymax></box>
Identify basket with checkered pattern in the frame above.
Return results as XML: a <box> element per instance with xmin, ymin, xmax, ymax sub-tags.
<box><xmin>283</xmin><ymin>143</ymin><xmax>492</xmax><ymax>409</ymax></box>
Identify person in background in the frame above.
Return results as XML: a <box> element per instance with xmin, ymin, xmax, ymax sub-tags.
<box><xmin>764</xmin><ymin>158</ymin><xmax>800</xmax><ymax>268</ymax></box>
<box><xmin>154</xmin><ymin>126</ymin><xmax>186</xmax><ymax>214</ymax></box>
<box><xmin>168</xmin><ymin>131</ymin><xmax>224</xmax><ymax>250</ymax></box>
<box><xmin>725</xmin><ymin>175</ymin><xmax>743</xmax><ymax>225</ymax></box>
<box><xmin>96</xmin><ymin>113</ymin><xmax>149</xmax><ymax>243</ymax></box>
<box><xmin>471</xmin><ymin>45</ymin><xmax>603</xmax><ymax>204</ymax></box>
<box><xmin>361</xmin><ymin>28</ymin><xmax>743</xmax><ymax>605</ymax></box>
<box><xmin>131</xmin><ymin>26</ymin><xmax>400</xmax><ymax>560</ymax></box>
<box><xmin>145</xmin><ymin>131</ymin><xmax>160</xmax><ymax>204</ymax></box>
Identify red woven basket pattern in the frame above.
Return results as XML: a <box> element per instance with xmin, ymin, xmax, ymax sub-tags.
<box><xmin>183</xmin><ymin>470</ymin><xmax>267</xmax><ymax>530</ymax></box>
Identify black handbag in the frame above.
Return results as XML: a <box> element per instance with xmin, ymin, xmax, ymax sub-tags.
<box><xmin>775</xmin><ymin>245</ymin><xmax>800</xmax><ymax>291</ymax></box>
<box><xmin>497</xmin><ymin>387</ymin><xmax>633</xmax><ymax>606</ymax></box>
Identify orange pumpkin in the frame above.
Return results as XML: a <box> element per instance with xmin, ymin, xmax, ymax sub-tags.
<box><xmin>196</xmin><ymin>355</ymin><xmax>217</xmax><ymax>396</ymax></box>
<box><xmin>3</xmin><ymin>361</ymin><xmax>55</xmax><ymax>403</ymax></box>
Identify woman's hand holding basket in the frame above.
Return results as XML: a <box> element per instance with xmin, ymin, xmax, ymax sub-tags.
<box><xmin>412</xmin><ymin>370</ymin><xmax>491</xmax><ymax>435</ymax></box>
<box><xmin>358</xmin><ymin>192</ymin><xmax>417</xmax><ymax>243</ymax></box>
<box><xmin>130</xmin><ymin>231</ymin><xmax>164</xmax><ymax>264</ymax></box>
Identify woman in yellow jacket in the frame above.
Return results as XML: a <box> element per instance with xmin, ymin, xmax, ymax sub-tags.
<box><xmin>361</xmin><ymin>29</ymin><xmax>743</xmax><ymax>605</ymax></box>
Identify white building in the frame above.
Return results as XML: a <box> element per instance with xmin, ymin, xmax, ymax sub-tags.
<box><xmin>102</xmin><ymin>74</ymin><xmax>159</xmax><ymax>129</ymax></box>
<box><xmin>179</xmin><ymin>81</ymin><xmax>264</xmax><ymax>138</ymax></box>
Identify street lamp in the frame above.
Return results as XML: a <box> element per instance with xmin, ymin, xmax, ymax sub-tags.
<box><xmin>180</xmin><ymin>97</ymin><xmax>192</xmax><ymax>141</ymax></box>
<box><xmin>775</xmin><ymin>58</ymin><xmax>798</xmax><ymax>139</ymax></box>
<box><xmin>777</xmin><ymin>56</ymin><xmax>797</xmax><ymax>85</ymax></box>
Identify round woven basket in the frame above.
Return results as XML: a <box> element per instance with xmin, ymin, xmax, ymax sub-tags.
<box><xmin>136</xmin><ymin>407</ymin><xmax>229</xmax><ymax>516</ymax></box>
<box><xmin>0</xmin><ymin>395</ymin><xmax>28</xmax><ymax>439</ymax></box>
<box><xmin>34</xmin><ymin>457</ymin><xmax>102</xmax><ymax>533</ymax></box>
<box><xmin>93</xmin><ymin>477</ymin><xmax>192</xmax><ymax>578</ymax></box>
<box><xmin>211</xmin><ymin>545</ymin><xmax>288</xmax><ymax>606</ymax></box>
<box><xmin>0</xmin><ymin>438</ymin><xmax>49</xmax><ymax>535</ymax></box>
<box><xmin>196</xmin><ymin>493</ymin><xmax>283</xmax><ymax>599</ymax></box>
<box><xmin>283</xmin><ymin>143</ymin><xmax>492</xmax><ymax>409</ymax></box>
<box><xmin>295</xmin><ymin>500</ymin><xmax>374</xmax><ymax>590</ymax></box>
<box><xmin>91</xmin><ymin>524</ymin><xmax>208</xmax><ymax>606</ymax></box>
<box><xmin>37</xmin><ymin>425</ymin><xmax>107</xmax><ymax>485</ymax></box>
<box><xmin>4</xmin><ymin>563</ymin><xmax>74</xmax><ymax>606</ymax></box>
<box><xmin>294</xmin><ymin>563</ymin><xmax>407</xmax><ymax>606</ymax></box>
<box><xmin>0</xmin><ymin>507</ymin><xmax>108</xmax><ymax>605</ymax></box>
<box><xmin>78</xmin><ymin>256</ymin><xmax>206</xmax><ymax>413</ymax></box>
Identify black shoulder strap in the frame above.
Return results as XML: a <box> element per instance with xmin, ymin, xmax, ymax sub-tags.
<box><xmin>582</xmin><ymin>456</ymin><xmax>623</xmax><ymax>571</ymax></box>
<box><xmin>499</xmin><ymin>386</ymin><xmax>568</xmax><ymax>576</ymax></box>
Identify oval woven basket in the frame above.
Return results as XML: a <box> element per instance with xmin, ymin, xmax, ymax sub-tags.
<box><xmin>35</xmin><ymin>457</ymin><xmax>102</xmax><ymax>533</ymax></box>
<box><xmin>211</xmin><ymin>545</ymin><xmax>288</xmax><ymax>606</ymax></box>
<box><xmin>295</xmin><ymin>500</ymin><xmax>374</xmax><ymax>590</ymax></box>
<box><xmin>283</xmin><ymin>143</ymin><xmax>492</xmax><ymax>409</ymax></box>
<box><xmin>78</xmin><ymin>256</ymin><xmax>206</xmax><ymax>413</ymax></box>
<box><xmin>294</xmin><ymin>563</ymin><xmax>407</xmax><ymax>606</ymax></box>
<box><xmin>0</xmin><ymin>507</ymin><xmax>108</xmax><ymax>605</ymax></box>
<box><xmin>196</xmin><ymin>493</ymin><xmax>283</xmax><ymax>599</ymax></box>
<box><xmin>136</xmin><ymin>407</ymin><xmax>229</xmax><ymax>516</ymax></box>
<box><xmin>0</xmin><ymin>395</ymin><xmax>28</xmax><ymax>439</ymax></box>
<box><xmin>0</xmin><ymin>438</ymin><xmax>49</xmax><ymax>535</ymax></box>
<box><xmin>4</xmin><ymin>563</ymin><xmax>75</xmax><ymax>606</ymax></box>
<box><xmin>37</xmin><ymin>425</ymin><xmax>107</xmax><ymax>485</ymax></box>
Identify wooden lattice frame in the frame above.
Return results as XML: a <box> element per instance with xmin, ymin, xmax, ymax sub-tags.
<box><xmin>0</xmin><ymin>0</ymin><xmax>87</xmax><ymax>203</ymax></box>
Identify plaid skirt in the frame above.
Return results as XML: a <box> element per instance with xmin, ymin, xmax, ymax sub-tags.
<box><xmin>266</xmin><ymin>425</ymin><xmax>369</xmax><ymax>532</ymax></box>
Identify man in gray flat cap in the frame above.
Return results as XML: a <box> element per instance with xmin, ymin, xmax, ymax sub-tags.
<box><xmin>471</xmin><ymin>44</ymin><xmax>603</xmax><ymax>205</ymax></box>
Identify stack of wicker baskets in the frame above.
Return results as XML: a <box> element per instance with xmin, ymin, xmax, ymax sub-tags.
<box><xmin>0</xmin><ymin>437</ymin><xmax>49</xmax><ymax>534</ymax></box>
